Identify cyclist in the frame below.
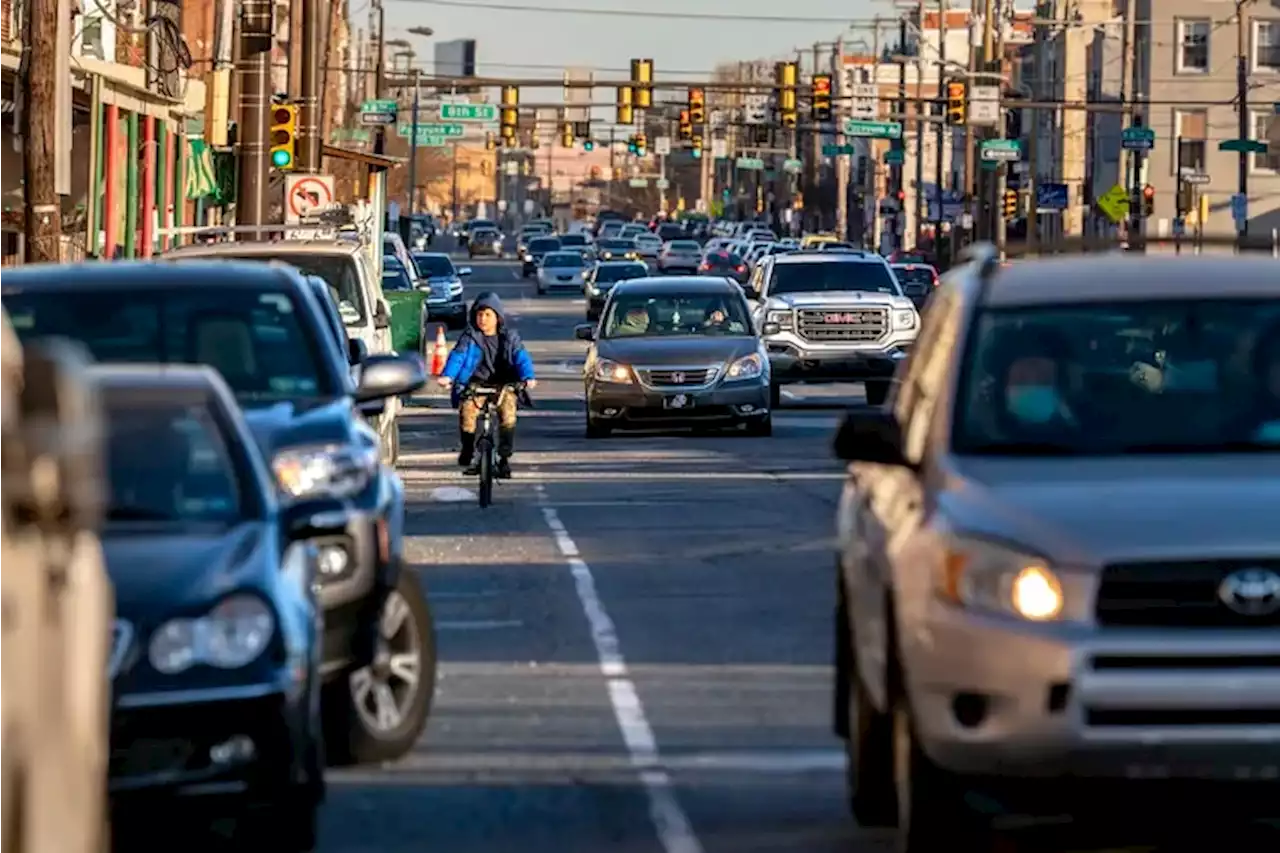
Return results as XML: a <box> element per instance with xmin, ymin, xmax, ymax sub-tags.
<box><xmin>436</xmin><ymin>292</ymin><xmax>537</xmax><ymax>478</ymax></box>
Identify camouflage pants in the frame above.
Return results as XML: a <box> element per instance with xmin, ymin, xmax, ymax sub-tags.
<box><xmin>459</xmin><ymin>390</ymin><xmax>518</xmax><ymax>434</ymax></box>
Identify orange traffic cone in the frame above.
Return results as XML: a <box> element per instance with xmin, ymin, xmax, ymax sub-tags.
<box><xmin>428</xmin><ymin>325</ymin><xmax>448</xmax><ymax>375</ymax></box>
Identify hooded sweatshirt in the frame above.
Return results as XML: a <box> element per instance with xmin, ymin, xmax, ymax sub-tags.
<box><xmin>441</xmin><ymin>291</ymin><xmax>536</xmax><ymax>407</ymax></box>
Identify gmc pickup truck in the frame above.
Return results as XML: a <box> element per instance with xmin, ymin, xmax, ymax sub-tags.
<box><xmin>745</xmin><ymin>251</ymin><xmax>920</xmax><ymax>407</ymax></box>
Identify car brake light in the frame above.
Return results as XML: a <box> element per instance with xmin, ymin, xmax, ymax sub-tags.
<box><xmin>735</xmin><ymin>265</ymin><xmax>746</xmax><ymax>272</ymax></box>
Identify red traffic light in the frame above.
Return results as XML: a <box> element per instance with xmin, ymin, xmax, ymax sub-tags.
<box><xmin>895</xmin><ymin>189</ymin><xmax>905</xmax><ymax>201</ymax></box>
<box><xmin>812</xmin><ymin>75</ymin><xmax>831</xmax><ymax>95</ymax></box>
<box><xmin>272</xmin><ymin>106</ymin><xmax>293</xmax><ymax>124</ymax></box>
<box><xmin>1142</xmin><ymin>184</ymin><xmax>1155</xmax><ymax>199</ymax></box>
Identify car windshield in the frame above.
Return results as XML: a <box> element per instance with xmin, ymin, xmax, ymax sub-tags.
<box><xmin>594</xmin><ymin>264</ymin><xmax>648</xmax><ymax>283</ymax></box>
<box><xmin>543</xmin><ymin>252</ymin><xmax>584</xmax><ymax>268</ymax></box>
<box><xmin>200</xmin><ymin>253</ymin><xmax>366</xmax><ymax>325</ymax></box>
<box><xmin>413</xmin><ymin>254</ymin><xmax>456</xmax><ymax>277</ymax></box>
<box><xmin>620</xmin><ymin>227</ymin><xmax>646</xmax><ymax>237</ymax></box>
<box><xmin>382</xmin><ymin>260</ymin><xmax>413</xmax><ymax>291</ymax></box>
<box><xmin>104</xmin><ymin>399</ymin><xmax>243</xmax><ymax>524</ymax></box>
<box><xmin>5</xmin><ymin>287</ymin><xmax>332</xmax><ymax>400</ymax></box>
<box><xmin>668</xmin><ymin>241</ymin><xmax>701</xmax><ymax>252</ymax></box>
<box><xmin>770</xmin><ymin>261</ymin><xmax>901</xmax><ymax>296</ymax></box>
<box><xmin>529</xmin><ymin>238</ymin><xmax>561</xmax><ymax>252</ymax></box>
<box><xmin>893</xmin><ymin>266</ymin><xmax>936</xmax><ymax>290</ymax></box>
<box><xmin>473</xmin><ymin>230</ymin><xmax>500</xmax><ymax>241</ymax></box>
<box><xmin>951</xmin><ymin>298</ymin><xmax>1280</xmax><ymax>456</ymax></box>
<box><xmin>560</xmin><ymin>234</ymin><xmax>588</xmax><ymax>246</ymax></box>
<box><xmin>468</xmin><ymin>220</ymin><xmax>496</xmax><ymax>231</ymax></box>
<box><xmin>603</xmin><ymin>293</ymin><xmax>753</xmax><ymax>338</ymax></box>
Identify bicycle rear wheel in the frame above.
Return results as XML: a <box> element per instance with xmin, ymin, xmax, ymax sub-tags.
<box><xmin>477</xmin><ymin>444</ymin><xmax>494</xmax><ymax>508</ymax></box>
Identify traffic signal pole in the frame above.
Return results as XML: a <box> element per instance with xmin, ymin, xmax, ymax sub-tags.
<box><xmin>235</xmin><ymin>0</ymin><xmax>273</xmax><ymax>226</ymax></box>
<box><xmin>408</xmin><ymin>70</ymin><xmax>420</xmax><ymax>214</ymax></box>
<box><xmin>296</xmin><ymin>0</ymin><xmax>321</xmax><ymax>172</ymax></box>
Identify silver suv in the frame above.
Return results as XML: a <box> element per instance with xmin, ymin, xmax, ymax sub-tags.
<box><xmin>833</xmin><ymin>248</ymin><xmax>1280</xmax><ymax>849</ymax></box>
<box><xmin>747</xmin><ymin>251</ymin><xmax>919</xmax><ymax>408</ymax></box>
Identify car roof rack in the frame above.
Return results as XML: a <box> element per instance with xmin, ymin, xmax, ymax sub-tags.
<box><xmin>155</xmin><ymin>204</ymin><xmax>377</xmax><ymax>250</ymax></box>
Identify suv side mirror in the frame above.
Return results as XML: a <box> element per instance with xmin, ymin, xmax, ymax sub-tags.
<box><xmin>355</xmin><ymin>353</ymin><xmax>426</xmax><ymax>403</ymax></box>
<box><xmin>373</xmin><ymin>300</ymin><xmax>390</xmax><ymax>330</ymax></box>
<box><xmin>574</xmin><ymin>324</ymin><xmax>595</xmax><ymax>341</ymax></box>
<box><xmin>833</xmin><ymin>409</ymin><xmax>910</xmax><ymax>466</ymax></box>
<box><xmin>761</xmin><ymin>322</ymin><xmax>781</xmax><ymax>336</ymax></box>
<box><xmin>346</xmin><ymin>337</ymin><xmax>368</xmax><ymax>366</ymax></box>
<box><xmin>457</xmin><ymin>267</ymin><xmax>472</xmax><ymax>276</ymax></box>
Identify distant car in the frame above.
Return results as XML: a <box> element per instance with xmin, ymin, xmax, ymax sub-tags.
<box><xmin>468</xmin><ymin>227</ymin><xmax>503</xmax><ymax>258</ymax></box>
<box><xmin>890</xmin><ymin>262</ymin><xmax>939</xmax><ymax>309</ymax></box>
<box><xmin>633</xmin><ymin>233</ymin><xmax>663</xmax><ymax>260</ymax></box>
<box><xmin>584</xmin><ymin>260</ymin><xmax>649</xmax><ymax>320</ymax></box>
<box><xmin>536</xmin><ymin>251</ymin><xmax>589</xmax><ymax>296</ymax></box>
<box><xmin>558</xmin><ymin>232</ymin><xmax>595</xmax><ymax>261</ymax></box>
<box><xmin>381</xmin><ymin>255</ymin><xmax>414</xmax><ymax>292</ymax></box>
<box><xmin>657</xmin><ymin>222</ymin><xmax>685</xmax><ymax>242</ymax></box>
<box><xmin>597</xmin><ymin>238</ymin><xmax>640</xmax><ymax>263</ymax></box>
<box><xmin>619</xmin><ymin>224</ymin><xmax>649</xmax><ymax>241</ymax></box>
<box><xmin>458</xmin><ymin>219</ymin><xmax>497</xmax><ymax>250</ymax></box>
<box><xmin>699</xmin><ymin>250</ymin><xmax>750</xmax><ymax>285</ymax></box>
<box><xmin>657</xmin><ymin>240</ymin><xmax>703</xmax><ymax>274</ymax></box>
<box><xmin>413</xmin><ymin>251</ymin><xmax>471</xmax><ymax>328</ymax></box>
<box><xmin>576</xmin><ymin>276</ymin><xmax>772</xmax><ymax>437</ymax></box>
<box><xmin>522</xmin><ymin>236</ymin><xmax>562</xmax><ymax>277</ymax></box>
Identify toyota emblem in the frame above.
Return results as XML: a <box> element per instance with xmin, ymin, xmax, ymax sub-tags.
<box><xmin>1217</xmin><ymin>568</ymin><xmax>1280</xmax><ymax>616</ymax></box>
<box><xmin>670</xmin><ymin>372</ymin><xmax>685</xmax><ymax>383</ymax></box>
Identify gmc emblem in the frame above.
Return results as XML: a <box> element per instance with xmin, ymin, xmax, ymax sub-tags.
<box><xmin>824</xmin><ymin>312</ymin><xmax>865</xmax><ymax>324</ymax></box>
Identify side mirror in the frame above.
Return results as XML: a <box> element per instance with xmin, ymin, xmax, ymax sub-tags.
<box><xmin>355</xmin><ymin>353</ymin><xmax>426</xmax><ymax>403</ymax></box>
<box><xmin>833</xmin><ymin>409</ymin><xmax>910</xmax><ymax>466</ymax></box>
<box><xmin>373</xmin><ymin>300</ymin><xmax>390</xmax><ymax>330</ymax></box>
<box><xmin>283</xmin><ymin>500</ymin><xmax>350</xmax><ymax>541</ymax></box>
<box><xmin>761</xmin><ymin>322</ymin><xmax>781</xmax><ymax>336</ymax></box>
<box><xmin>346</xmin><ymin>337</ymin><xmax>368</xmax><ymax>366</ymax></box>
<box><xmin>457</xmin><ymin>267</ymin><xmax>472</xmax><ymax>276</ymax></box>
<box><xmin>574</xmin><ymin>323</ymin><xmax>595</xmax><ymax>341</ymax></box>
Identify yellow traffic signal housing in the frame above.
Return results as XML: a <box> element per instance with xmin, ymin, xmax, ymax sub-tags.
<box><xmin>688</xmin><ymin>88</ymin><xmax>706</xmax><ymax>125</ymax></box>
<box><xmin>500</xmin><ymin>86</ymin><xmax>520</xmax><ymax>141</ymax></box>
<box><xmin>631</xmin><ymin>59</ymin><xmax>653</xmax><ymax>108</ymax></box>
<box><xmin>776</xmin><ymin>61</ymin><xmax>797</xmax><ymax>111</ymax></box>
<box><xmin>612</xmin><ymin>166</ymin><xmax>623</xmax><ymax>181</ymax></box>
<box><xmin>1142</xmin><ymin>184</ymin><xmax>1156</xmax><ymax>217</ymax></box>
<box><xmin>635</xmin><ymin>132</ymin><xmax>647</xmax><ymax>155</ymax></box>
<box><xmin>616</xmin><ymin>86</ymin><xmax>634</xmax><ymax>125</ymax></box>
<box><xmin>946</xmin><ymin>81</ymin><xmax>966</xmax><ymax>125</ymax></box>
<box><xmin>504</xmin><ymin>134</ymin><xmax>517</xmax><ymax>148</ymax></box>
<box><xmin>484</xmin><ymin>132</ymin><xmax>496</xmax><ymax>150</ymax></box>
<box><xmin>811</xmin><ymin>74</ymin><xmax>832</xmax><ymax>122</ymax></box>
<box><xmin>678</xmin><ymin>109</ymin><xmax>692</xmax><ymax>140</ymax></box>
<box><xmin>691</xmin><ymin>134</ymin><xmax>703</xmax><ymax>158</ymax></box>
<box><xmin>781</xmin><ymin>113</ymin><xmax>797</xmax><ymax>130</ymax></box>
<box><xmin>1002</xmin><ymin>189</ymin><xmax>1018</xmax><ymax>218</ymax></box>
<box><xmin>269</xmin><ymin>103</ymin><xmax>297</xmax><ymax>170</ymax></box>
<box><xmin>529</xmin><ymin>131</ymin><xmax>540</xmax><ymax>150</ymax></box>
<box><xmin>560</xmin><ymin>122</ymin><xmax>574</xmax><ymax>148</ymax></box>
<box><xmin>501</xmin><ymin>85</ymin><xmax>519</xmax><ymax>107</ymax></box>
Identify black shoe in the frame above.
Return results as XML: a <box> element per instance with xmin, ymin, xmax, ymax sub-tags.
<box><xmin>463</xmin><ymin>462</ymin><xmax>481</xmax><ymax>476</ymax></box>
<box><xmin>496</xmin><ymin>458</ymin><xmax>512</xmax><ymax>479</ymax></box>
<box><xmin>457</xmin><ymin>433</ymin><xmax>476</xmax><ymax>468</ymax></box>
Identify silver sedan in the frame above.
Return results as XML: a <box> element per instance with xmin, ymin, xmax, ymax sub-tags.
<box><xmin>535</xmin><ymin>251</ymin><xmax>589</xmax><ymax>295</ymax></box>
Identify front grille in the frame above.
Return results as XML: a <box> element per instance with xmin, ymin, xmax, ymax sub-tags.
<box><xmin>640</xmin><ymin>367</ymin><xmax>716</xmax><ymax>387</ymax></box>
<box><xmin>796</xmin><ymin>307</ymin><xmax>888</xmax><ymax>342</ymax></box>
<box><xmin>1095</xmin><ymin>560</ymin><xmax>1280</xmax><ymax>628</ymax></box>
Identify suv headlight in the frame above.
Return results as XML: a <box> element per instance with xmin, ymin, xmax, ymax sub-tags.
<box><xmin>149</xmin><ymin>594</ymin><xmax>276</xmax><ymax>674</ymax></box>
<box><xmin>272</xmin><ymin>443</ymin><xmax>379</xmax><ymax>500</ymax></box>
<box><xmin>449</xmin><ymin>279</ymin><xmax>464</xmax><ymax>295</ymax></box>
<box><xmin>936</xmin><ymin>535</ymin><xmax>1079</xmax><ymax>622</ymax></box>
<box><xmin>725</xmin><ymin>353</ymin><xmax>764</xmax><ymax>381</ymax></box>
<box><xmin>765</xmin><ymin>309</ymin><xmax>793</xmax><ymax>330</ymax></box>
<box><xmin>593</xmin><ymin>359</ymin><xmax>633</xmax><ymax>383</ymax></box>
<box><xmin>523</xmin><ymin>253</ymin><xmax>533</xmax><ymax>261</ymax></box>
<box><xmin>893</xmin><ymin>309</ymin><xmax>917</xmax><ymax>330</ymax></box>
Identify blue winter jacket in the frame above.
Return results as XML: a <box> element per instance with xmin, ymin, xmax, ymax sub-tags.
<box><xmin>442</xmin><ymin>292</ymin><xmax>536</xmax><ymax>407</ymax></box>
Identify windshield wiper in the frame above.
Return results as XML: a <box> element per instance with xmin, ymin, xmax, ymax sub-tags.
<box><xmin>108</xmin><ymin>505</ymin><xmax>181</xmax><ymax>522</ymax></box>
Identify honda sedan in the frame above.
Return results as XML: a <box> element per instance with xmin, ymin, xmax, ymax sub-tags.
<box><xmin>536</xmin><ymin>251</ymin><xmax>589</xmax><ymax>295</ymax></box>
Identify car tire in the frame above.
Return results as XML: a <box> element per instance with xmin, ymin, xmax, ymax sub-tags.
<box><xmin>769</xmin><ymin>381</ymin><xmax>782</xmax><ymax>410</ymax></box>
<box><xmin>840</xmin><ymin>590</ymin><xmax>895</xmax><ymax>827</ymax></box>
<box><xmin>892</xmin><ymin>690</ymin><xmax>983</xmax><ymax>852</ymax></box>
<box><xmin>744</xmin><ymin>415</ymin><xmax>772</xmax><ymax>437</ymax></box>
<box><xmin>322</xmin><ymin>569</ymin><xmax>438</xmax><ymax>766</ymax></box>
<box><xmin>864</xmin><ymin>379</ymin><xmax>891</xmax><ymax>407</ymax></box>
<box><xmin>585</xmin><ymin>416</ymin><xmax>611</xmax><ymax>438</ymax></box>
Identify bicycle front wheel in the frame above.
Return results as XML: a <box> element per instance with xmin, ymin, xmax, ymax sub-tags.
<box><xmin>477</xmin><ymin>448</ymin><xmax>494</xmax><ymax>508</ymax></box>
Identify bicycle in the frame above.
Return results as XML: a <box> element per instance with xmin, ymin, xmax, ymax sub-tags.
<box><xmin>459</xmin><ymin>382</ymin><xmax>528</xmax><ymax>509</ymax></box>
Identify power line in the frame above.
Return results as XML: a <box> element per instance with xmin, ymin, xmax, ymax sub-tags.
<box><xmin>396</xmin><ymin>0</ymin><xmax>865</xmax><ymax>23</ymax></box>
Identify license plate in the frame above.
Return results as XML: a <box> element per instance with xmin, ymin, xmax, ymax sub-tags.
<box><xmin>663</xmin><ymin>394</ymin><xmax>693</xmax><ymax>410</ymax></box>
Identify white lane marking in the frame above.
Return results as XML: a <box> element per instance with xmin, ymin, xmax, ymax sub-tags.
<box><xmin>435</xmin><ymin>619</ymin><xmax>524</xmax><ymax>630</ymax></box>
<box><xmin>429</xmin><ymin>486</ymin><xmax>476</xmax><ymax>502</ymax></box>
<box><xmin>533</xmin><ymin>482</ymin><xmax>703</xmax><ymax>853</ymax></box>
<box><xmin>667</xmin><ymin>749</ymin><xmax>844</xmax><ymax>773</ymax></box>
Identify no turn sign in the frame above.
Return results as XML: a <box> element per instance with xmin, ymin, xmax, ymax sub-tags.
<box><xmin>284</xmin><ymin>174</ymin><xmax>337</xmax><ymax>223</ymax></box>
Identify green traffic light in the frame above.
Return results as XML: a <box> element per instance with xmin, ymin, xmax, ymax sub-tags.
<box><xmin>271</xmin><ymin>149</ymin><xmax>292</xmax><ymax>168</ymax></box>
<box><xmin>691</xmin><ymin>149</ymin><xmax>701</xmax><ymax>159</ymax></box>
<box><xmin>584</xmin><ymin>141</ymin><xmax>595</xmax><ymax>151</ymax></box>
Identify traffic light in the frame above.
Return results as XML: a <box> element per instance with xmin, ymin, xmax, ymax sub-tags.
<box><xmin>776</xmin><ymin>61</ymin><xmax>798</xmax><ymax>130</ymax></box>
<box><xmin>484</xmin><ymin>132</ymin><xmax>496</xmax><ymax>151</ymax></box>
<box><xmin>1142</xmin><ymin>184</ymin><xmax>1155</xmax><ymax>217</ymax></box>
<box><xmin>528</xmin><ymin>131</ymin><xmax>539</xmax><ymax>150</ymax></box>
<box><xmin>811</xmin><ymin>74</ymin><xmax>832</xmax><ymax>122</ymax></box>
<box><xmin>627</xmin><ymin>136</ymin><xmax>638</xmax><ymax>154</ymax></box>
<box><xmin>616</xmin><ymin>86</ymin><xmax>634</xmax><ymax>125</ymax></box>
<box><xmin>561</xmin><ymin>122</ymin><xmax>574</xmax><ymax>148</ymax></box>
<box><xmin>678</xmin><ymin>109</ymin><xmax>692</xmax><ymax>140</ymax></box>
<box><xmin>612</xmin><ymin>167</ymin><xmax>622</xmax><ymax>181</ymax></box>
<box><xmin>1002</xmin><ymin>189</ymin><xmax>1018</xmax><ymax>218</ymax></box>
<box><xmin>635</xmin><ymin>132</ymin><xmax>647</xmax><ymax>156</ymax></box>
<box><xmin>504</xmin><ymin>135</ymin><xmax>517</xmax><ymax>148</ymax></box>
<box><xmin>631</xmin><ymin>59</ymin><xmax>653</xmax><ymax>109</ymax></box>
<box><xmin>269</xmin><ymin>103</ymin><xmax>297</xmax><ymax>170</ymax></box>
<box><xmin>946</xmin><ymin>81</ymin><xmax>966</xmax><ymax>125</ymax></box>
<box><xmin>691</xmin><ymin>134</ymin><xmax>703</xmax><ymax>159</ymax></box>
<box><xmin>500</xmin><ymin>85</ymin><xmax>519</xmax><ymax>141</ymax></box>
<box><xmin>688</xmin><ymin>87</ymin><xmax>706</xmax><ymax>126</ymax></box>
<box><xmin>583</xmin><ymin>139</ymin><xmax>595</xmax><ymax>152</ymax></box>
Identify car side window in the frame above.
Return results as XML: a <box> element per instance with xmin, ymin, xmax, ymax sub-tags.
<box><xmin>895</xmin><ymin>287</ymin><xmax>960</xmax><ymax>465</ymax></box>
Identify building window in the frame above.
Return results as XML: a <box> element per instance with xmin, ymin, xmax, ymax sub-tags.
<box><xmin>80</xmin><ymin>15</ymin><xmax>104</xmax><ymax>59</ymax></box>
<box><xmin>1255</xmin><ymin>20</ymin><xmax>1280</xmax><ymax>72</ymax></box>
<box><xmin>1174</xmin><ymin>110</ymin><xmax>1207</xmax><ymax>173</ymax></box>
<box><xmin>1251</xmin><ymin>111</ymin><xmax>1280</xmax><ymax>173</ymax></box>
<box><xmin>1176</xmin><ymin>19</ymin><xmax>1210</xmax><ymax>72</ymax></box>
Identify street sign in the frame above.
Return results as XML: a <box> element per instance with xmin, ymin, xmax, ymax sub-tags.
<box><xmin>843</xmin><ymin>119</ymin><xmax>902</xmax><ymax>139</ymax></box>
<box><xmin>399</xmin><ymin>123</ymin><xmax>463</xmax><ymax>138</ymax></box>
<box><xmin>629</xmin><ymin>178</ymin><xmax>649</xmax><ymax>188</ymax></box>
<box><xmin>744</xmin><ymin>94</ymin><xmax>769</xmax><ymax>125</ymax></box>
<box><xmin>360</xmin><ymin>99</ymin><xmax>397</xmax><ymax>125</ymax></box>
<box><xmin>783</xmin><ymin>158</ymin><xmax>803</xmax><ymax>174</ymax></box>
<box><xmin>966</xmin><ymin>85</ymin><xmax>1001</xmax><ymax>126</ymax></box>
<box><xmin>284</xmin><ymin>174</ymin><xmax>336</xmax><ymax>224</ymax></box>
<box><xmin>711</xmin><ymin>138</ymin><xmax>728</xmax><ymax>158</ymax></box>
<box><xmin>656</xmin><ymin>178</ymin><xmax>670</xmax><ymax>189</ymax></box>
<box><xmin>823</xmin><ymin>143</ymin><xmax>854</xmax><ymax>156</ymax></box>
<box><xmin>1121</xmin><ymin>126</ymin><xmax>1155</xmax><ymax>151</ymax></box>
<box><xmin>848</xmin><ymin>84</ymin><xmax>879</xmax><ymax>120</ymax></box>
<box><xmin>654</xmin><ymin>137</ymin><xmax>671</xmax><ymax>156</ymax></box>
<box><xmin>735</xmin><ymin>157</ymin><xmax>765</xmax><ymax>170</ymax></box>
<box><xmin>440</xmin><ymin>103</ymin><xmax>497</xmax><ymax>122</ymax></box>
<box><xmin>1035</xmin><ymin>182</ymin><xmax>1068</xmax><ymax>211</ymax></box>
<box><xmin>1219</xmin><ymin>138</ymin><xmax>1267</xmax><ymax>154</ymax></box>
<box><xmin>883</xmin><ymin>149</ymin><xmax>904</xmax><ymax>165</ymax></box>
<box><xmin>980</xmin><ymin>138</ymin><xmax>1022</xmax><ymax>161</ymax></box>
<box><xmin>1180</xmin><ymin>171</ymin><xmax>1211</xmax><ymax>185</ymax></box>
<box><xmin>1094</xmin><ymin>183</ymin><xmax>1129</xmax><ymax>223</ymax></box>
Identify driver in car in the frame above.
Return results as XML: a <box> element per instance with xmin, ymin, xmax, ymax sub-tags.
<box><xmin>614</xmin><ymin>304</ymin><xmax>651</xmax><ymax>336</ymax></box>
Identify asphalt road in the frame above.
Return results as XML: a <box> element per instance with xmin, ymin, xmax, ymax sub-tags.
<box><xmin>314</xmin><ymin>245</ymin><xmax>1274</xmax><ymax>853</ymax></box>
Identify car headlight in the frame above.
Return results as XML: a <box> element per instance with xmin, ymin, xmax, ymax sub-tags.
<box><xmin>272</xmin><ymin>443</ymin><xmax>379</xmax><ymax>500</ymax></box>
<box><xmin>449</xmin><ymin>280</ymin><xmax>464</xmax><ymax>295</ymax></box>
<box><xmin>725</xmin><ymin>352</ymin><xmax>764</xmax><ymax>381</ymax></box>
<box><xmin>593</xmin><ymin>359</ymin><xmax>633</xmax><ymax>384</ymax></box>
<box><xmin>893</xmin><ymin>309</ymin><xmax>917</xmax><ymax>329</ymax></box>
<box><xmin>936</xmin><ymin>536</ymin><xmax>1071</xmax><ymax>622</ymax></box>
<box><xmin>601</xmin><ymin>251</ymin><xmax>613</xmax><ymax>259</ymax></box>
<box><xmin>149</xmin><ymin>594</ymin><xmax>276</xmax><ymax>674</ymax></box>
<box><xmin>765</xmin><ymin>309</ymin><xmax>793</xmax><ymax>330</ymax></box>
<box><xmin>524</xmin><ymin>253</ymin><xmax>533</xmax><ymax>262</ymax></box>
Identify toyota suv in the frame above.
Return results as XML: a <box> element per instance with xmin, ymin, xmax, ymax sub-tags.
<box><xmin>832</xmin><ymin>247</ymin><xmax>1280</xmax><ymax>850</ymax></box>
<box><xmin>747</xmin><ymin>251</ymin><xmax>919</xmax><ymax>408</ymax></box>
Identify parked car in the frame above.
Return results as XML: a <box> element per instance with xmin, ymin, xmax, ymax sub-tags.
<box><xmin>95</xmin><ymin>364</ymin><xmax>327</xmax><ymax>850</ymax></box>
<box><xmin>536</xmin><ymin>251</ymin><xmax>589</xmax><ymax>296</ymax></box>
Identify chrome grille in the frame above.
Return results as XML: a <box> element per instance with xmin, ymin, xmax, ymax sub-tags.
<box><xmin>1096</xmin><ymin>560</ymin><xmax>1280</xmax><ymax>628</ymax></box>
<box><xmin>639</xmin><ymin>366</ymin><xmax>717</xmax><ymax>387</ymax></box>
<box><xmin>797</xmin><ymin>307</ymin><xmax>888</xmax><ymax>342</ymax></box>
<box><xmin>108</xmin><ymin>619</ymin><xmax>133</xmax><ymax>678</ymax></box>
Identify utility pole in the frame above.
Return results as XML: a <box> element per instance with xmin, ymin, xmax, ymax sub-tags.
<box><xmin>371</xmin><ymin>0</ymin><xmax>386</xmax><ymax>180</ymax></box>
<box><xmin>296</xmin><ymin>0</ymin><xmax>321</xmax><ymax>171</ymax></box>
<box><xmin>1235</xmin><ymin>0</ymin><xmax>1253</xmax><ymax>240</ymax></box>
<box><xmin>963</xmin><ymin>0</ymin><xmax>979</xmax><ymax>244</ymax></box>
<box><xmin>1120</xmin><ymin>0</ymin><xmax>1137</xmax><ymax>241</ymax></box>
<box><xmin>993</xmin><ymin>0</ymin><xmax>1007</xmax><ymax>259</ymax></box>
<box><xmin>934</xmin><ymin>0</ymin><xmax>948</xmax><ymax>242</ymax></box>
<box><xmin>236</xmin><ymin>0</ymin><xmax>274</xmax><ymax>226</ymax></box>
<box><xmin>913</xmin><ymin>0</ymin><xmax>925</xmax><ymax>249</ymax></box>
<box><xmin>407</xmin><ymin>70</ymin><xmax>420</xmax><ymax>213</ymax></box>
<box><xmin>1026</xmin><ymin>7</ymin><xmax>1041</xmax><ymax>248</ymax></box>
<box><xmin>895</xmin><ymin>16</ymin><xmax>906</xmax><ymax>251</ymax></box>
<box><xmin>834</xmin><ymin>37</ymin><xmax>848</xmax><ymax>240</ymax></box>
<box><xmin>810</xmin><ymin>41</ymin><xmax>822</xmax><ymax>231</ymax></box>
<box><xmin>21</xmin><ymin>0</ymin><xmax>60</xmax><ymax>261</ymax></box>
